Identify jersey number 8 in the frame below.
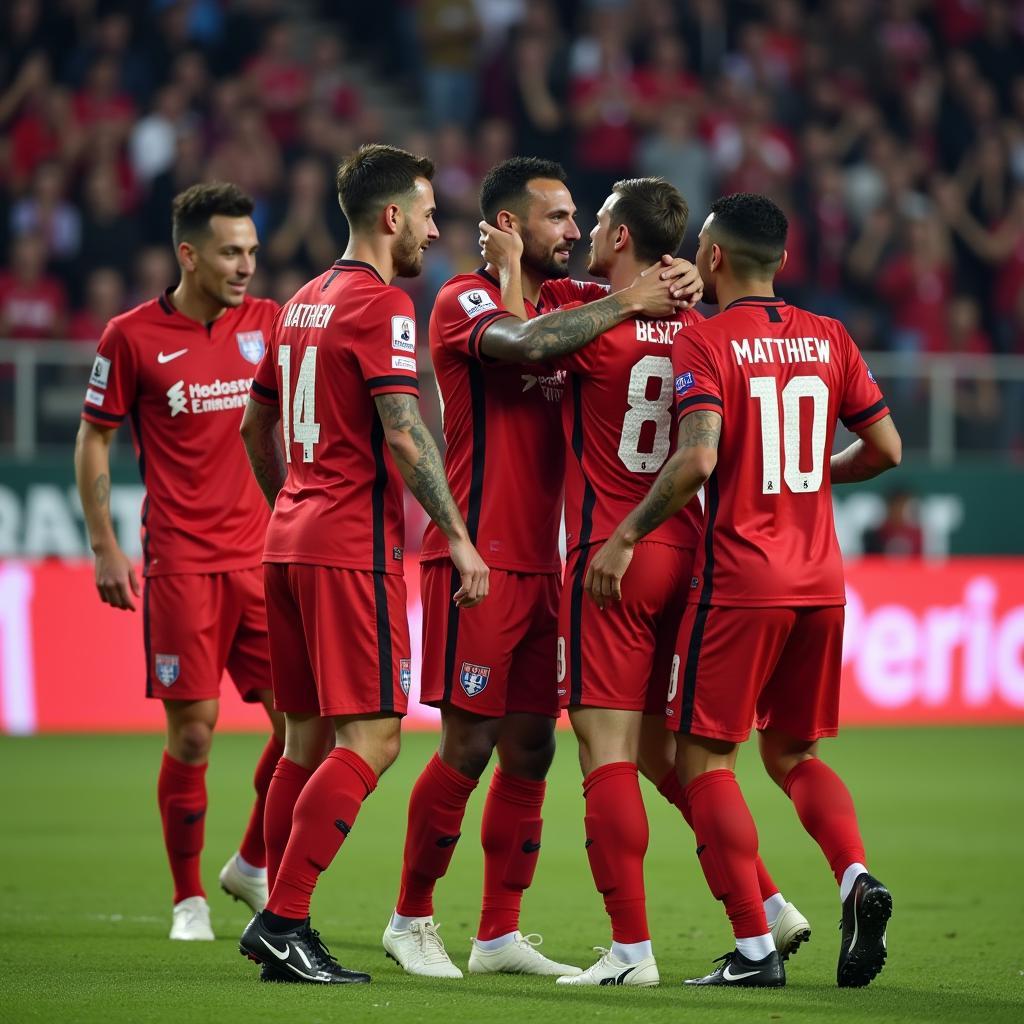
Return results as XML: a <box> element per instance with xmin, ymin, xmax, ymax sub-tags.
<box><xmin>278</xmin><ymin>344</ymin><xmax>321</xmax><ymax>463</ymax></box>
<box><xmin>618</xmin><ymin>355</ymin><xmax>674</xmax><ymax>473</ymax></box>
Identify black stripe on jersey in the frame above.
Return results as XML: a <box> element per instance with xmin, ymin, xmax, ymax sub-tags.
<box><xmin>569</xmin><ymin>375</ymin><xmax>597</xmax><ymax>706</ymax></box>
<box><xmin>143</xmin><ymin>579</ymin><xmax>153</xmax><ymax>698</ymax></box>
<box><xmin>475</xmin><ymin>266</ymin><xmax>500</xmax><ymax>288</ymax></box>
<box><xmin>372</xmin><ymin>572</ymin><xmax>395</xmax><ymax>713</ymax></box>
<box><xmin>441</xmin><ymin>566</ymin><xmax>462</xmax><ymax>703</ymax></box>
<box><xmin>676</xmin><ymin>394</ymin><xmax>723</xmax><ymax>416</ymax></box>
<box><xmin>366</xmin><ymin>375</ymin><xmax>420</xmax><ymax>391</ymax></box>
<box><xmin>320</xmin><ymin>267</ymin><xmax>343</xmax><ymax>291</ymax></box>
<box><xmin>130</xmin><ymin>406</ymin><xmax>152</xmax><ymax>574</ymax></box>
<box><xmin>765</xmin><ymin>305</ymin><xmax>783</xmax><ymax>323</ymax></box>
<box><xmin>158</xmin><ymin>290</ymin><xmax>175</xmax><ymax>315</ymax></box>
<box><xmin>332</xmin><ymin>259</ymin><xmax>385</xmax><ymax>284</ymax></box>
<box><xmin>250</xmin><ymin>379</ymin><xmax>278</xmax><ymax>400</ymax></box>
<box><xmin>370</xmin><ymin>414</ymin><xmax>388</xmax><ymax>573</ymax></box>
<box><xmin>468</xmin><ymin>311</ymin><xmax>509</xmax><ymax>360</ymax></box>
<box><xmin>842</xmin><ymin>398</ymin><xmax>888</xmax><ymax>429</ymax></box>
<box><xmin>83</xmin><ymin>405</ymin><xmax>124</xmax><ymax>423</ymax></box>
<box><xmin>465</xmin><ymin>362</ymin><xmax>486</xmax><ymax>543</ymax></box>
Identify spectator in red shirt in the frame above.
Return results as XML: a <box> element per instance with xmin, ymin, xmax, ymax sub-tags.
<box><xmin>244</xmin><ymin>21</ymin><xmax>310</xmax><ymax>146</ymax></box>
<box><xmin>67</xmin><ymin>266</ymin><xmax>126</xmax><ymax>344</ymax></box>
<box><xmin>0</xmin><ymin>231</ymin><xmax>67</xmax><ymax>339</ymax></box>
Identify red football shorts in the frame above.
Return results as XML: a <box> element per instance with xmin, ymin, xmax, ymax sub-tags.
<box><xmin>559</xmin><ymin>543</ymin><xmax>694</xmax><ymax>712</ymax></box>
<box><xmin>419</xmin><ymin>561</ymin><xmax>560</xmax><ymax>718</ymax></box>
<box><xmin>667</xmin><ymin>604</ymin><xmax>846</xmax><ymax>742</ymax></box>
<box><xmin>144</xmin><ymin>567</ymin><xmax>271</xmax><ymax>702</ymax></box>
<box><xmin>263</xmin><ymin>563</ymin><xmax>410</xmax><ymax>717</ymax></box>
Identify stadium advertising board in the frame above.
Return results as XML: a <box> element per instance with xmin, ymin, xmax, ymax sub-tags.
<box><xmin>2</xmin><ymin>558</ymin><xmax>1022</xmax><ymax>734</ymax></box>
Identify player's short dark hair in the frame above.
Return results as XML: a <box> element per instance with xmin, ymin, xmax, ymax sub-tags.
<box><xmin>706</xmin><ymin>193</ymin><xmax>788</xmax><ymax>277</ymax></box>
<box><xmin>609</xmin><ymin>177</ymin><xmax>689</xmax><ymax>264</ymax></box>
<box><xmin>171</xmin><ymin>182</ymin><xmax>254</xmax><ymax>248</ymax></box>
<box><xmin>479</xmin><ymin>156</ymin><xmax>568</xmax><ymax>224</ymax></box>
<box><xmin>335</xmin><ymin>143</ymin><xmax>435</xmax><ymax>230</ymax></box>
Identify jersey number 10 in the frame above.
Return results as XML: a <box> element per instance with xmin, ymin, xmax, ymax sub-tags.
<box><xmin>749</xmin><ymin>375</ymin><xmax>828</xmax><ymax>494</ymax></box>
<box><xmin>278</xmin><ymin>344</ymin><xmax>321</xmax><ymax>463</ymax></box>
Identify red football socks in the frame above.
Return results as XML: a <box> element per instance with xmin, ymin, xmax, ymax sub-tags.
<box><xmin>658</xmin><ymin>768</ymin><xmax>779</xmax><ymax>901</ymax></box>
<box><xmin>266</xmin><ymin>747</ymin><xmax>377</xmax><ymax>919</ymax></box>
<box><xmin>584</xmin><ymin>762</ymin><xmax>650</xmax><ymax>943</ymax></box>
<box><xmin>783</xmin><ymin>757</ymin><xmax>867</xmax><ymax>885</ymax></box>
<box><xmin>477</xmin><ymin>766</ymin><xmax>545</xmax><ymax>940</ymax></box>
<box><xmin>263</xmin><ymin>756</ymin><xmax>315</xmax><ymax>890</ymax></box>
<box><xmin>684</xmin><ymin>769</ymin><xmax>768</xmax><ymax>939</ymax></box>
<box><xmin>395</xmin><ymin>753</ymin><xmax>479</xmax><ymax>918</ymax></box>
<box><xmin>238</xmin><ymin>735</ymin><xmax>285</xmax><ymax>869</ymax></box>
<box><xmin>157</xmin><ymin>751</ymin><xmax>208</xmax><ymax>905</ymax></box>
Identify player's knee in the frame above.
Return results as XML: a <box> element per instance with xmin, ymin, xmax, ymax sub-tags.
<box><xmin>445</xmin><ymin>738</ymin><xmax>493</xmax><ymax>780</ymax></box>
<box><xmin>172</xmin><ymin>720</ymin><xmax>213</xmax><ymax>763</ymax></box>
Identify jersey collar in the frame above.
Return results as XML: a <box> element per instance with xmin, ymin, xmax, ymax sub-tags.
<box><xmin>332</xmin><ymin>259</ymin><xmax>385</xmax><ymax>284</ymax></box>
<box><xmin>475</xmin><ymin>265</ymin><xmax>500</xmax><ymax>287</ymax></box>
<box><xmin>724</xmin><ymin>295</ymin><xmax>786</xmax><ymax>310</ymax></box>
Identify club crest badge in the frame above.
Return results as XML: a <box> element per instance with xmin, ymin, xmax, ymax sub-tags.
<box><xmin>459</xmin><ymin>662</ymin><xmax>491</xmax><ymax>698</ymax></box>
<box><xmin>236</xmin><ymin>331</ymin><xmax>266</xmax><ymax>364</ymax></box>
<box><xmin>155</xmin><ymin>654</ymin><xmax>180</xmax><ymax>687</ymax></box>
<box><xmin>399</xmin><ymin>659</ymin><xmax>412</xmax><ymax>696</ymax></box>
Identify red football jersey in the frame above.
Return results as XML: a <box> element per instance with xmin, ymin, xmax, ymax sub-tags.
<box><xmin>420</xmin><ymin>269</ymin><xmax>565</xmax><ymax>573</ymax></box>
<box><xmin>673</xmin><ymin>296</ymin><xmax>889</xmax><ymax>606</ymax></box>
<box><xmin>81</xmin><ymin>290</ymin><xmax>277</xmax><ymax>577</ymax></box>
<box><xmin>541</xmin><ymin>277</ymin><xmax>705</xmax><ymax>554</ymax></box>
<box><xmin>250</xmin><ymin>260</ymin><xmax>419</xmax><ymax>573</ymax></box>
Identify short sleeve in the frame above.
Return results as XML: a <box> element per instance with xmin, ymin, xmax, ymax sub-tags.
<box><xmin>672</xmin><ymin>326</ymin><xmax>722</xmax><ymax>420</ymax></box>
<box><xmin>436</xmin><ymin>279</ymin><xmax>515</xmax><ymax>362</ymax></box>
<box><xmin>249</xmin><ymin>308</ymin><xmax>283</xmax><ymax>406</ymax></box>
<box><xmin>355</xmin><ymin>288</ymin><xmax>421</xmax><ymax>397</ymax></box>
<box><xmin>838</xmin><ymin>327</ymin><xmax>889</xmax><ymax>431</ymax></box>
<box><xmin>539</xmin><ymin>277</ymin><xmax>609</xmax><ymax>311</ymax></box>
<box><xmin>82</xmin><ymin>321</ymin><xmax>136</xmax><ymax>427</ymax></box>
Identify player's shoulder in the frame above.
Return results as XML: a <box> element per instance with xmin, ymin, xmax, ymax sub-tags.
<box><xmin>540</xmin><ymin>277</ymin><xmax>608</xmax><ymax>309</ymax></box>
<box><xmin>241</xmin><ymin>294</ymin><xmax>280</xmax><ymax>319</ymax></box>
<box><xmin>103</xmin><ymin>294</ymin><xmax>172</xmax><ymax>344</ymax></box>
<box><xmin>435</xmin><ymin>270</ymin><xmax>501</xmax><ymax>319</ymax></box>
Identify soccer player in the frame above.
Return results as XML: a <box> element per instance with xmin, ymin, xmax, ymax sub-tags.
<box><xmin>74</xmin><ymin>183</ymin><xmax>283</xmax><ymax>941</ymax></box>
<box><xmin>383</xmin><ymin>157</ymin><xmax>700</xmax><ymax>980</ymax></box>
<box><xmin>587</xmin><ymin>193</ymin><xmax>901</xmax><ymax>989</ymax></box>
<box><xmin>488</xmin><ymin>178</ymin><xmax>808</xmax><ymax>986</ymax></box>
<box><xmin>237</xmin><ymin>144</ymin><xmax>489</xmax><ymax>985</ymax></box>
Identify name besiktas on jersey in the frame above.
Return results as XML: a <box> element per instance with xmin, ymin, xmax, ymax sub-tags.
<box><xmin>167</xmin><ymin>376</ymin><xmax>254</xmax><ymax>416</ymax></box>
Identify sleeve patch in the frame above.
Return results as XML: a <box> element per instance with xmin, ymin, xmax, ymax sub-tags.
<box><xmin>85</xmin><ymin>388</ymin><xmax>105</xmax><ymax>407</ymax></box>
<box><xmin>674</xmin><ymin>371</ymin><xmax>694</xmax><ymax>396</ymax></box>
<box><xmin>457</xmin><ymin>289</ymin><xmax>498</xmax><ymax>318</ymax></box>
<box><xmin>392</xmin><ymin>355</ymin><xmax>417</xmax><ymax>372</ymax></box>
<box><xmin>391</xmin><ymin>315</ymin><xmax>416</xmax><ymax>352</ymax></box>
<box><xmin>90</xmin><ymin>355</ymin><xmax>111</xmax><ymax>388</ymax></box>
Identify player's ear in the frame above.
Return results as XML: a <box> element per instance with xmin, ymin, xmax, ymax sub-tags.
<box><xmin>177</xmin><ymin>241</ymin><xmax>197</xmax><ymax>273</ymax></box>
<box><xmin>710</xmin><ymin>242</ymin><xmax>723</xmax><ymax>273</ymax></box>
<box><xmin>384</xmin><ymin>202</ymin><xmax>402</xmax><ymax>235</ymax></box>
<box><xmin>613</xmin><ymin>223</ymin><xmax>629</xmax><ymax>253</ymax></box>
<box><xmin>496</xmin><ymin>209</ymin><xmax>516</xmax><ymax>232</ymax></box>
<box><xmin>776</xmin><ymin>249</ymin><xmax>788</xmax><ymax>275</ymax></box>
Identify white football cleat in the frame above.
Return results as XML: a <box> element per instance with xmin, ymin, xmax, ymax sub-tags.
<box><xmin>219</xmin><ymin>853</ymin><xmax>268</xmax><ymax>915</ymax></box>
<box><xmin>556</xmin><ymin>947</ymin><xmax>659</xmax><ymax>987</ymax></box>
<box><xmin>770</xmin><ymin>901</ymin><xmax>811</xmax><ymax>960</ymax></box>
<box><xmin>169</xmin><ymin>895</ymin><xmax>214</xmax><ymax>941</ymax></box>
<box><xmin>382</xmin><ymin>919</ymin><xmax>463</xmax><ymax>979</ymax></box>
<box><xmin>468</xmin><ymin>932</ymin><xmax>582</xmax><ymax>976</ymax></box>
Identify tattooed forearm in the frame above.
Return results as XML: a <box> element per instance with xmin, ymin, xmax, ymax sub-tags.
<box><xmin>484</xmin><ymin>292</ymin><xmax>632</xmax><ymax>361</ymax></box>
<box><xmin>678</xmin><ymin>410</ymin><xmax>722</xmax><ymax>449</ymax></box>
<box><xmin>376</xmin><ymin>394</ymin><xmax>466</xmax><ymax>539</ymax></box>
<box><xmin>249</xmin><ymin>431</ymin><xmax>286</xmax><ymax>507</ymax></box>
<box><xmin>93</xmin><ymin>473</ymin><xmax>110</xmax><ymax>512</ymax></box>
<box><xmin>627</xmin><ymin>469</ymin><xmax>683</xmax><ymax>540</ymax></box>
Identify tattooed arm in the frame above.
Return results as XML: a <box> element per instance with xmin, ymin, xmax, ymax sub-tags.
<box><xmin>375</xmin><ymin>393</ymin><xmax>489</xmax><ymax>607</ymax></box>
<box><xmin>831</xmin><ymin>415</ymin><xmax>902</xmax><ymax>483</ymax></box>
<box><xmin>240</xmin><ymin>398</ymin><xmax>286</xmax><ymax>507</ymax></box>
<box><xmin>74</xmin><ymin>419</ymin><xmax>141</xmax><ymax>611</ymax></box>
<box><xmin>584</xmin><ymin>410</ymin><xmax>722</xmax><ymax>609</ymax></box>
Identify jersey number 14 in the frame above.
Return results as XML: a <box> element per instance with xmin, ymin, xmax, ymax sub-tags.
<box><xmin>278</xmin><ymin>344</ymin><xmax>321</xmax><ymax>463</ymax></box>
<box><xmin>749</xmin><ymin>375</ymin><xmax>828</xmax><ymax>494</ymax></box>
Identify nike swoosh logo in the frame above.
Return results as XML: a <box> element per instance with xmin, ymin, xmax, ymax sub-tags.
<box><xmin>157</xmin><ymin>349</ymin><xmax>188</xmax><ymax>363</ymax></box>
<box><xmin>722</xmin><ymin>965</ymin><xmax>760</xmax><ymax>981</ymax></box>
<box><xmin>522</xmin><ymin>839</ymin><xmax>541</xmax><ymax>853</ymax></box>
<box><xmin>435</xmin><ymin>834</ymin><xmax>460</xmax><ymax>847</ymax></box>
<box><xmin>260</xmin><ymin>936</ymin><xmax>290</xmax><ymax>961</ymax></box>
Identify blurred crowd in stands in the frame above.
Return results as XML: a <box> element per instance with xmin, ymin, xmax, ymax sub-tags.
<box><xmin>2</xmin><ymin>0</ymin><xmax>1023</xmax><ymax>446</ymax></box>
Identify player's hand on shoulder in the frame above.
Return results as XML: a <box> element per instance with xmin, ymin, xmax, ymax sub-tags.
<box><xmin>584</xmin><ymin>537</ymin><xmax>634</xmax><ymax>611</ymax></box>
<box><xmin>93</xmin><ymin>543</ymin><xmax>141</xmax><ymax>611</ymax></box>
<box><xmin>626</xmin><ymin>259</ymin><xmax>696</xmax><ymax>318</ymax></box>
<box><xmin>479</xmin><ymin>220</ymin><xmax>523</xmax><ymax>269</ymax></box>
<box><xmin>449</xmin><ymin>536</ymin><xmax>490</xmax><ymax>609</ymax></box>
<box><xmin>658</xmin><ymin>254</ymin><xmax>703</xmax><ymax>308</ymax></box>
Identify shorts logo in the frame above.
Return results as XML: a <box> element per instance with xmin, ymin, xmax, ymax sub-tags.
<box><xmin>90</xmin><ymin>354</ymin><xmax>111</xmax><ymax>388</ymax></box>
<box><xmin>392</xmin><ymin>546</ymin><xmax>403</xmax><ymax>561</ymax></box>
<box><xmin>392</xmin><ymin>316</ymin><xmax>416</xmax><ymax>352</ymax></box>
<box><xmin>459</xmin><ymin>662</ymin><xmax>490</xmax><ymax>698</ymax></box>
<box><xmin>237</xmin><ymin>331</ymin><xmax>266</xmax><ymax>364</ymax></box>
<box><xmin>457</xmin><ymin>289</ymin><xmax>497</xmax><ymax>318</ymax></box>
<box><xmin>690</xmin><ymin>576</ymin><xmax>699</xmax><ymax>589</ymax></box>
<box><xmin>155</xmin><ymin>654</ymin><xmax>180</xmax><ymax>687</ymax></box>
<box><xmin>667</xmin><ymin>654</ymin><xmax>680</xmax><ymax>703</ymax></box>
<box><xmin>675</xmin><ymin>371</ymin><xmax>694</xmax><ymax>396</ymax></box>
<box><xmin>399</xmin><ymin>659</ymin><xmax>412</xmax><ymax>696</ymax></box>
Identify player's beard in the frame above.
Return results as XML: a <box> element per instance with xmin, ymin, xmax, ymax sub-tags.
<box><xmin>520</xmin><ymin>226</ymin><xmax>571</xmax><ymax>280</ymax></box>
<box><xmin>393</xmin><ymin>223</ymin><xmax>424</xmax><ymax>278</ymax></box>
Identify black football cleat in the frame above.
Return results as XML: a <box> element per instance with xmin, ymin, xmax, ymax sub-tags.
<box><xmin>684</xmin><ymin>949</ymin><xmax>785</xmax><ymax>987</ymax></box>
<box><xmin>837</xmin><ymin>872</ymin><xmax>892</xmax><ymax>988</ymax></box>
<box><xmin>258</xmin><ymin>962</ymin><xmax>301</xmax><ymax>983</ymax></box>
<box><xmin>240</xmin><ymin>913</ymin><xmax>371</xmax><ymax>984</ymax></box>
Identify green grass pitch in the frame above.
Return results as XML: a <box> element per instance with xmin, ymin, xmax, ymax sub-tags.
<box><xmin>1</xmin><ymin>727</ymin><xmax>1022</xmax><ymax>1023</ymax></box>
